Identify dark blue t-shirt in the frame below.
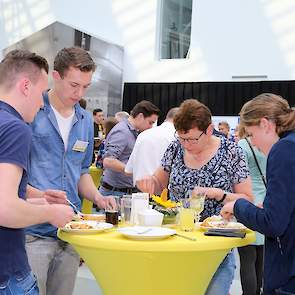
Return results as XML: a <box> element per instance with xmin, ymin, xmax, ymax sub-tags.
<box><xmin>0</xmin><ymin>101</ymin><xmax>32</xmax><ymax>283</ymax></box>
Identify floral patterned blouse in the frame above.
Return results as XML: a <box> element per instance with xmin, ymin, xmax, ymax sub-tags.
<box><xmin>161</xmin><ymin>137</ymin><xmax>249</xmax><ymax>221</ymax></box>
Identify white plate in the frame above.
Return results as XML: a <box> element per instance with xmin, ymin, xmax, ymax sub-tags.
<box><xmin>61</xmin><ymin>221</ymin><xmax>113</xmax><ymax>234</ymax></box>
<box><xmin>73</xmin><ymin>214</ymin><xmax>105</xmax><ymax>222</ymax></box>
<box><xmin>118</xmin><ymin>226</ymin><xmax>176</xmax><ymax>241</ymax></box>
<box><xmin>200</xmin><ymin>222</ymin><xmax>247</xmax><ymax>233</ymax></box>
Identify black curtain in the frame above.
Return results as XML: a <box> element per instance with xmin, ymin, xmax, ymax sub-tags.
<box><xmin>123</xmin><ymin>81</ymin><xmax>295</xmax><ymax>123</ymax></box>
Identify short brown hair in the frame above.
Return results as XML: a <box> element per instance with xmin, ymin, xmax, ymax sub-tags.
<box><xmin>174</xmin><ymin>99</ymin><xmax>212</xmax><ymax>132</ymax></box>
<box><xmin>0</xmin><ymin>49</ymin><xmax>49</xmax><ymax>90</ymax></box>
<box><xmin>130</xmin><ymin>100</ymin><xmax>160</xmax><ymax>118</ymax></box>
<box><xmin>54</xmin><ymin>47</ymin><xmax>96</xmax><ymax>77</ymax></box>
<box><xmin>240</xmin><ymin>93</ymin><xmax>295</xmax><ymax>136</ymax></box>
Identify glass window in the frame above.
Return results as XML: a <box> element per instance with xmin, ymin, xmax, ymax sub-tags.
<box><xmin>159</xmin><ymin>0</ymin><xmax>193</xmax><ymax>59</ymax></box>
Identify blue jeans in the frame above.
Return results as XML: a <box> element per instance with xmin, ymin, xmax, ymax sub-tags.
<box><xmin>0</xmin><ymin>272</ymin><xmax>39</xmax><ymax>295</ymax></box>
<box><xmin>205</xmin><ymin>251</ymin><xmax>236</xmax><ymax>295</ymax></box>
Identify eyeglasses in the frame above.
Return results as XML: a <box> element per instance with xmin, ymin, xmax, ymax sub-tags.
<box><xmin>174</xmin><ymin>131</ymin><xmax>204</xmax><ymax>144</ymax></box>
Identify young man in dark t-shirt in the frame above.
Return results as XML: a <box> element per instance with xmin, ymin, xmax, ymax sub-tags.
<box><xmin>0</xmin><ymin>50</ymin><xmax>74</xmax><ymax>294</ymax></box>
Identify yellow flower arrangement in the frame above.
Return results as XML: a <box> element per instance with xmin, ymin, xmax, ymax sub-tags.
<box><xmin>151</xmin><ymin>195</ymin><xmax>180</xmax><ymax>209</ymax></box>
<box><xmin>150</xmin><ymin>190</ymin><xmax>180</xmax><ymax>224</ymax></box>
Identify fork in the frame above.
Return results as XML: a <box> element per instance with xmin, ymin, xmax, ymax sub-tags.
<box><xmin>66</xmin><ymin>199</ymin><xmax>84</xmax><ymax>217</ymax></box>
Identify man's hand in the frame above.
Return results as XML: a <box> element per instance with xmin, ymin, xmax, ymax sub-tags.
<box><xmin>44</xmin><ymin>189</ymin><xmax>67</xmax><ymax>205</ymax></box>
<box><xmin>48</xmin><ymin>204</ymin><xmax>74</xmax><ymax>228</ymax></box>
<box><xmin>95</xmin><ymin>195</ymin><xmax>116</xmax><ymax>210</ymax></box>
<box><xmin>220</xmin><ymin>201</ymin><xmax>236</xmax><ymax>220</ymax></box>
<box><xmin>136</xmin><ymin>176</ymin><xmax>155</xmax><ymax>194</ymax></box>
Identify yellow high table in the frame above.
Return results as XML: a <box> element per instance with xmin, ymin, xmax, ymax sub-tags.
<box><xmin>58</xmin><ymin>228</ymin><xmax>254</xmax><ymax>295</ymax></box>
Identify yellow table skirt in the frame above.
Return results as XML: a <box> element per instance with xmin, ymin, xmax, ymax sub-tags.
<box><xmin>58</xmin><ymin>228</ymin><xmax>255</xmax><ymax>295</ymax></box>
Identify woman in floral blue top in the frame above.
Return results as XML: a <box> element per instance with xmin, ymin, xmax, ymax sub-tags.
<box><xmin>137</xmin><ymin>99</ymin><xmax>253</xmax><ymax>295</ymax></box>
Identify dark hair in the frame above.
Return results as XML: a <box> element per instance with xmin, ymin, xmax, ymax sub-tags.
<box><xmin>240</xmin><ymin>93</ymin><xmax>295</xmax><ymax>136</ymax></box>
<box><xmin>79</xmin><ymin>98</ymin><xmax>87</xmax><ymax>109</ymax></box>
<box><xmin>54</xmin><ymin>47</ymin><xmax>96</xmax><ymax>77</ymax></box>
<box><xmin>0</xmin><ymin>49</ymin><xmax>49</xmax><ymax>90</ymax></box>
<box><xmin>93</xmin><ymin>108</ymin><xmax>103</xmax><ymax>115</ymax></box>
<box><xmin>174</xmin><ymin>99</ymin><xmax>212</xmax><ymax>132</ymax></box>
<box><xmin>104</xmin><ymin>117</ymin><xmax>118</xmax><ymax>136</ymax></box>
<box><xmin>130</xmin><ymin>100</ymin><xmax>160</xmax><ymax>118</ymax></box>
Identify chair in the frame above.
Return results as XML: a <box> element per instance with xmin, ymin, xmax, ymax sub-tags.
<box><xmin>81</xmin><ymin>166</ymin><xmax>103</xmax><ymax>214</ymax></box>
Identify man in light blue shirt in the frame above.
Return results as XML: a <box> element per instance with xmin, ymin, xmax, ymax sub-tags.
<box><xmin>25</xmin><ymin>47</ymin><xmax>113</xmax><ymax>295</ymax></box>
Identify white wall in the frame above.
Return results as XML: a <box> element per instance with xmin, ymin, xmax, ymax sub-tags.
<box><xmin>1</xmin><ymin>0</ymin><xmax>295</xmax><ymax>83</ymax></box>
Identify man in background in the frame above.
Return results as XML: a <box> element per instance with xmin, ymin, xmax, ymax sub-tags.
<box><xmin>125</xmin><ymin>107</ymin><xmax>179</xmax><ymax>185</ymax></box>
<box><xmin>100</xmin><ymin>100</ymin><xmax>160</xmax><ymax>196</ymax></box>
<box><xmin>0</xmin><ymin>50</ymin><xmax>74</xmax><ymax>294</ymax></box>
<box><xmin>26</xmin><ymin>47</ymin><xmax>113</xmax><ymax>295</ymax></box>
<box><xmin>93</xmin><ymin>108</ymin><xmax>105</xmax><ymax>139</ymax></box>
<box><xmin>218</xmin><ymin>121</ymin><xmax>231</xmax><ymax>138</ymax></box>
<box><xmin>115</xmin><ymin>111</ymin><xmax>129</xmax><ymax>122</ymax></box>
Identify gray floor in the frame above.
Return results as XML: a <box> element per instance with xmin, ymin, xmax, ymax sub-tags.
<box><xmin>73</xmin><ymin>249</ymin><xmax>242</xmax><ymax>295</ymax></box>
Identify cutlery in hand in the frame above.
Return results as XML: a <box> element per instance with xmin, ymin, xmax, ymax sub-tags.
<box><xmin>66</xmin><ymin>199</ymin><xmax>83</xmax><ymax>217</ymax></box>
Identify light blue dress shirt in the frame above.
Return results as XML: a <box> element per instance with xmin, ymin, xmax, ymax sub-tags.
<box><xmin>26</xmin><ymin>92</ymin><xmax>94</xmax><ymax>238</ymax></box>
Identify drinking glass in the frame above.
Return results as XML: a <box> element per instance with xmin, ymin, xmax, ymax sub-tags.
<box><xmin>190</xmin><ymin>192</ymin><xmax>205</xmax><ymax>222</ymax></box>
<box><xmin>121</xmin><ymin>195</ymin><xmax>132</xmax><ymax>225</ymax></box>
<box><xmin>179</xmin><ymin>199</ymin><xmax>195</xmax><ymax>232</ymax></box>
<box><xmin>105</xmin><ymin>196</ymin><xmax>120</xmax><ymax>226</ymax></box>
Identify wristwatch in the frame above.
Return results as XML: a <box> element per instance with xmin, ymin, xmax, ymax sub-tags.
<box><xmin>220</xmin><ymin>192</ymin><xmax>227</xmax><ymax>202</ymax></box>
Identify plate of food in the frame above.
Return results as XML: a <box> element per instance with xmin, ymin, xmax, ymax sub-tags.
<box><xmin>200</xmin><ymin>215</ymin><xmax>247</xmax><ymax>233</ymax></box>
<box><xmin>118</xmin><ymin>226</ymin><xmax>176</xmax><ymax>241</ymax></box>
<box><xmin>73</xmin><ymin>213</ymin><xmax>105</xmax><ymax>222</ymax></box>
<box><xmin>61</xmin><ymin>221</ymin><xmax>113</xmax><ymax>234</ymax></box>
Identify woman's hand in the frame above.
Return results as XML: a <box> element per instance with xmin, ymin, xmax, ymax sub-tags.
<box><xmin>193</xmin><ymin>186</ymin><xmax>224</xmax><ymax>201</ymax></box>
<box><xmin>220</xmin><ymin>200</ymin><xmax>236</xmax><ymax>220</ymax></box>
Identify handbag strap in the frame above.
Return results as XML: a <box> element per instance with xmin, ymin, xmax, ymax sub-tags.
<box><xmin>245</xmin><ymin>138</ymin><xmax>267</xmax><ymax>188</ymax></box>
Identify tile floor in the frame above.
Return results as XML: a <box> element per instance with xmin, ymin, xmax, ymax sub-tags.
<box><xmin>73</xmin><ymin>249</ymin><xmax>243</xmax><ymax>295</ymax></box>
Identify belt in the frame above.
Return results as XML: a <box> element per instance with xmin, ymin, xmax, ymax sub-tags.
<box><xmin>101</xmin><ymin>181</ymin><xmax>137</xmax><ymax>194</ymax></box>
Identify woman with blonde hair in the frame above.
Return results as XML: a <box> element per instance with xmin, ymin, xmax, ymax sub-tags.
<box><xmin>222</xmin><ymin>93</ymin><xmax>295</xmax><ymax>295</ymax></box>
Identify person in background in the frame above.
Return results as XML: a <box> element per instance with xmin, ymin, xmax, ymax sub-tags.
<box><xmin>0</xmin><ymin>50</ymin><xmax>74</xmax><ymax>295</ymax></box>
<box><xmin>218</xmin><ymin>121</ymin><xmax>230</xmax><ymax>136</ymax></box>
<box><xmin>137</xmin><ymin>99</ymin><xmax>253</xmax><ymax>295</ymax></box>
<box><xmin>93</xmin><ymin>108</ymin><xmax>105</xmax><ymax>162</ymax></box>
<box><xmin>234</xmin><ymin>124</ymin><xmax>240</xmax><ymax>143</ymax></box>
<box><xmin>125</xmin><ymin>107</ymin><xmax>179</xmax><ymax>186</ymax></box>
<box><xmin>93</xmin><ymin>108</ymin><xmax>105</xmax><ymax>139</ymax></box>
<box><xmin>237</xmin><ymin>125</ymin><xmax>267</xmax><ymax>295</ymax></box>
<box><xmin>115</xmin><ymin>111</ymin><xmax>129</xmax><ymax>122</ymax></box>
<box><xmin>100</xmin><ymin>100</ymin><xmax>160</xmax><ymax>197</ymax></box>
<box><xmin>25</xmin><ymin>47</ymin><xmax>114</xmax><ymax>295</ymax></box>
<box><xmin>96</xmin><ymin>116</ymin><xmax>118</xmax><ymax>169</ymax></box>
<box><xmin>221</xmin><ymin>93</ymin><xmax>295</xmax><ymax>295</ymax></box>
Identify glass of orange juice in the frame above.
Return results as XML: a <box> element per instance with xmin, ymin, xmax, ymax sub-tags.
<box><xmin>179</xmin><ymin>199</ymin><xmax>195</xmax><ymax>232</ymax></box>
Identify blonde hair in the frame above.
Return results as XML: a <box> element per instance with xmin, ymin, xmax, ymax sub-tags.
<box><xmin>240</xmin><ymin>93</ymin><xmax>295</xmax><ymax>136</ymax></box>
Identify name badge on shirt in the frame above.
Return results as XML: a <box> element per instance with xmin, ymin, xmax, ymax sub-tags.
<box><xmin>72</xmin><ymin>140</ymin><xmax>89</xmax><ymax>152</ymax></box>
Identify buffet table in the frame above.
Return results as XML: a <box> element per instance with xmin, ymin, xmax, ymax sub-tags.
<box><xmin>58</xmin><ymin>228</ymin><xmax>254</xmax><ymax>295</ymax></box>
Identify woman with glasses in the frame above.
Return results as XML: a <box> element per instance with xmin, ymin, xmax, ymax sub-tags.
<box><xmin>137</xmin><ymin>99</ymin><xmax>253</xmax><ymax>295</ymax></box>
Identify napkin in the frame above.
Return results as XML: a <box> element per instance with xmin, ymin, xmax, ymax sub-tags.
<box><xmin>130</xmin><ymin>193</ymin><xmax>149</xmax><ymax>225</ymax></box>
